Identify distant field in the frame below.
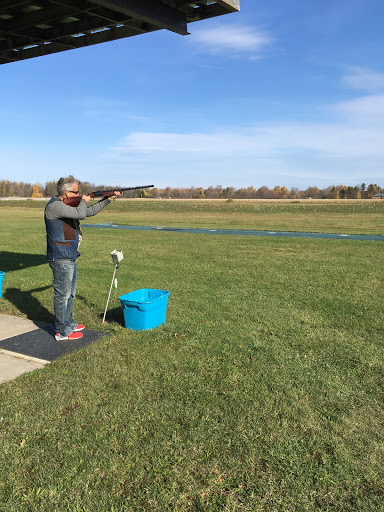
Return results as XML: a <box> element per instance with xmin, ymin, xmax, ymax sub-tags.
<box><xmin>1</xmin><ymin>198</ymin><xmax>383</xmax><ymax>234</ymax></box>
<box><xmin>0</xmin><ymin>204</ymin><xmax>384</xmax><ymax>511</ymax></box>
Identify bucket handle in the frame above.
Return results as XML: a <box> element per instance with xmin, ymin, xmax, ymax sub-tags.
<box><xmin>122</xmin><ymin>303</ymin><xmax>140</xmax><ymax>311</ymax></box>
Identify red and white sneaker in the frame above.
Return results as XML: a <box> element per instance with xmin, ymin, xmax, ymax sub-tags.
<box><xmin>55</xmin><ymin>332</ymin><xmax>83</xmax><ymax>341</ymax></box>
<box><xmin>74</xmin><ymin>324</ymin><xmax>85</xmax><ymax>332</ymax></box>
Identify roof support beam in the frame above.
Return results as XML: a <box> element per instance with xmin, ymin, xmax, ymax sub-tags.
<box><xmin>0</xmin><ymin>22</ymin><xmax>156</xmax><ymax>63</ymax></box>
<box><xmin>186</xmin><ymin>2</ymin><xmax>239</xmax><ymax>23</ymax></box>
<box><xmin>216</xmin><ymin>0</ymin><xmax>240</xmax><ymax>12</ymax></box>
<box><xmin>90</xmin><ymin>0</ymin><xmax>189</xmax><ymax>35</ymax></box>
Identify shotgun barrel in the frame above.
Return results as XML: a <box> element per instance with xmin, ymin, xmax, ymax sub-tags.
<box><xmin>63</xmin><ymin>184</ymin><xmax>154</xmax><ymax>206</ymax></box>
<box><xmin>91</xmin><ymin>185</ymin><xmax>154</xmax><ymax>197</ymax></box>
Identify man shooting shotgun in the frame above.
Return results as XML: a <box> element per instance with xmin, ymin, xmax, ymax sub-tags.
<box><xmin>44</xmin><ymin>176</ymin><xmax>152</xmax><ymax>341</ymax></box>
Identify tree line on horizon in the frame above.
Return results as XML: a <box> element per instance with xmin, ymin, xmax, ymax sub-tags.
<box><xmin>0</xmin><ymin>180</ymin><xmax>383</xmax><ymax>200</ymax></box>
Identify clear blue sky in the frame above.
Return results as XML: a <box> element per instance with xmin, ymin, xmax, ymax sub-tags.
<box><xmin>1</xmin><ymin>0</ymin><xmax>383</xmax><ymax>189</ymax></box>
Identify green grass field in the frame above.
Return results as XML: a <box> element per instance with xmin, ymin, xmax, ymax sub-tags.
<box><xmin>0</xmin><ymin>200</ymin><xmax>383</xmax><ymax>511</ymax></box>
<box><xmin>1</xmin><ymin>198</ymin><xmax>383</xmax><ymax>233</ymax></box>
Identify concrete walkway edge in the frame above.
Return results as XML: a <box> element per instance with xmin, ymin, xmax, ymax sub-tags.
<box><xmin>0</xmin><ymin>348</ymin><xmax>50</xmax><ymax>365</ymax></box>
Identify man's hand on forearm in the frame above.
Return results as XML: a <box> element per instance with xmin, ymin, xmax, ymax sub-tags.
<box><xmin>108</xmin><ymin>191</ymin><xmax>123</xmax><ymax>200</ymax></box>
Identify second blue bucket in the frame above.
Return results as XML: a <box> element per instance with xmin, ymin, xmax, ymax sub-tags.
<box><xmin>119</xmin><ymin>288</ymin><xmax>170</xmax><ymax>331</ymax></box>
<box><xmin>0</xmin><ymin>271</ymin><xmax>4</xmax><ymax>298</ymax></box>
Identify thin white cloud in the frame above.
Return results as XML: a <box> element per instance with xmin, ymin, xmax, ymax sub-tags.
<box><xmin>333</xmin><ymin>93</ymin><xmax>384</xmax><ymax>125</ymax></box>
<box><xmin>190</xmin><ymin>24</ymin><xmax>274</xmax><ymax>56</ymax></box>
<box><xmin>110</xmin><ymin>121</ymin><xmax>384</xmax><ymax>160</ymax></box>
<box><xmin>79</xmin><ymin>96</ymin><xmax>152</xmax><ymax>122</ymax></box>
<box><xmin>104</xmin><ymin>91</ymin><xmax>384</xmax><ymax>187</ymax></box>
<box><xmin>343</xmin><ymin>67</ymin><xmax>384</xmax><ymax>92</ymax></box>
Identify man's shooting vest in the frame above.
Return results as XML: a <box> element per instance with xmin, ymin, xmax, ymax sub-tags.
<box><xmin>45</xmin><ymin>197</ymin><xmax>80</xmax><ymax>261</ymax></box>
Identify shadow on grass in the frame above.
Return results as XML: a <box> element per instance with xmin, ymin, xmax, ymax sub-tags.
<box><xmin>99</xmin><ymin>306</ymin><xmax>125</xmax><ymax>327</ymax></box>
<box><xmin>4</xmin><ymin>286</ymin><xmax>53</xmax><ymax>324</ymax></box>
<box><xmin>0</xmin><ymin>252</ymin><xmax>46</xmax><ymax>272</ymax></box>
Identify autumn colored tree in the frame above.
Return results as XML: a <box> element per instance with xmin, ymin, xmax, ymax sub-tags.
<box><xmin>304</xmin><ymin>186</ymin><xmax>320</xmax><ymax>198</ymax></box>
<box><xmin>32</xmin><ymin>184</ymin><xmax>40</xmax><ymax>198</ymax></box>
<box><xmin>289</xmin><ymin>187</ymin><xmax>300</xmax><ymax>199</ymax></box>
<box><xmin>149</xmin><ymin>187</ymin><xmax>160</xmax><ymax>198</ymax></box>
<box><xmin>220</xmin><ymin>187</ymin><xmax>235</xmax><ymax>199</ymax></box>
<box><xmin>366</xmin><ymin>184</ymin><xmax>379</xmax><ymax>197</ymax></box>
<box><xmin>255</xmin><ymin>186</ymin><xmax>271</xmax><ymax>199</ymax></box>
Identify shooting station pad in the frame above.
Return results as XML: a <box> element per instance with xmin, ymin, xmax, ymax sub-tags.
<box><xmin>0</xmin><ymin>0</ymin><xmax>239</xmax><ymax>65</ymax></box>
<box><xmin>0</xmin><ymin>314</ymin><xmax>108</xmax><ymax>383</ymax></box>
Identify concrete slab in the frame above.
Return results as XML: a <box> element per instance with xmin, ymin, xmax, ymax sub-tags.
<box><xmin>0</xmin><ymin>349</ymin><xmax>48</xmax><ymax>384</ymax></box>
<box><xmin>0</xmin><ymin>314</ymin><xmax>43</xmax><ymax>341</ymax></box>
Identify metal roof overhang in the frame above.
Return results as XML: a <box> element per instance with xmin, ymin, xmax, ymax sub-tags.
<box><xmin>0</xmin><ymin>0</ymin><xmax>240</xmax><ymax>65</ymax></box>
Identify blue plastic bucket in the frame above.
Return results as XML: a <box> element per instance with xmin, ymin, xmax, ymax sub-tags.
<box><xmin>0</xmin><ymin>271</ymin><xmax>4</xmax><ymax>298</ymax></box>
<box><xmin>119</xmin><ymin>288</ymin><xmax>170</xmax><ymax>331</ymax></box>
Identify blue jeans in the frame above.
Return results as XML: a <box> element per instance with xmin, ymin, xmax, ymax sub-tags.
<box><xmin>49</xmin><ymin>260</ymin><xmax>77</xmax><ymax>336</ymax></box>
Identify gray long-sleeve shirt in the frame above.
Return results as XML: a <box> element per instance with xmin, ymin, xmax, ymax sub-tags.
<box><xmin>45</xmin><ymin>197</ymin><xmax>110</xmax><ymax>220</ymax></box>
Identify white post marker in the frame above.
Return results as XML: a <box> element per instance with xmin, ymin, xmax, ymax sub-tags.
<box><xmin>102</xmin><ymin>250</ymin><xmax>124</xmax><ymax>324</ymax></box>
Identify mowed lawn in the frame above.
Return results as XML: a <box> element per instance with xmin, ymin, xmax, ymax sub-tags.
<box><xmin>0</xmin><ymin>201</ymin><xmax>383</xmax><ymax>511</ymax></box>
<box><xmin>1</xmin><ymin>198</ymin><xmax>384</xmax><ymax>234</ymax></box>
<box><xmin>102</xmin><ymin>198</ymin><xmax>384</xmax><ymax>234</ymax></box>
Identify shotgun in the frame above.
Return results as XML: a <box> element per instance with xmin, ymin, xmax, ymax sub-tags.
<box><xmin>63</xmin><ymin>184</ymin><xmax>154</xmax><ymax>207</ymax></box>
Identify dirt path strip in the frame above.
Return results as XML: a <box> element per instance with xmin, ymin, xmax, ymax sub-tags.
<box><xmin>82</xmin><ymin>224</ymin><xmax>384</xmax><ymax>241</ymax></box>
